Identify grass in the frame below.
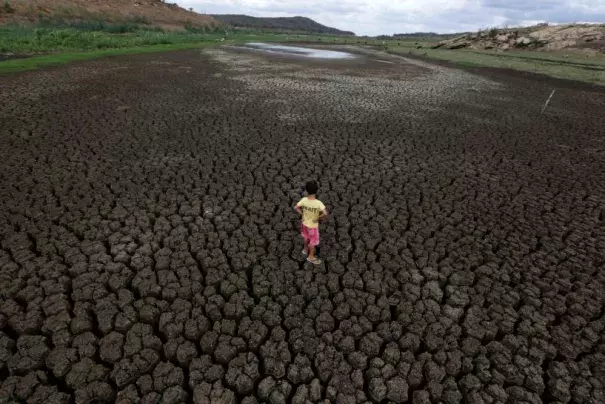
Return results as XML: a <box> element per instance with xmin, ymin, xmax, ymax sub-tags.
<box><xmin>0</xmin><ymin>25</ymin><xmax>347</xmax><ymax>74</ymax></box>
<box><xmin>0</xmin><ymin>25</ymin><xmax>223</xmax><ymax>54</ymax></box>
<box><xmin>0</xmin><ymin>42</ymin><xmax>218</xmax><ymax>74</ymax></box>
<box><xmin>386</xmin><ymin>43</ymin><xmax>605</xmax><ymax>85</ymax></box>
<box><xmin>2</xmin><ymin>22</ymin><xmax>604</xmax><ymax>85</ymax></box>
<box><xmin>0</xmin><ymin>23</ymin><xmax>393</xmax><ymax>55</ymax></box>
<box><xmin>271</xmin><ymin>34</ymin><xmax>605</xmax><ymax>85</ymax></box>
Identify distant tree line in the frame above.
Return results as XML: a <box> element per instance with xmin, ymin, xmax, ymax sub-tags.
<box><xmin>394</xmin><ymin>32</ymin><xmax>439</xmax><ymax>38</ymax></box>
<box><xmin>211</xmin><ymin>14</ymin><xmax>355</xmax><ymax>36</ymax></box>
<box><xmin>393</xmin><ymin>32</ymin><xmax>464</xmax><ymax>39</ymax></box>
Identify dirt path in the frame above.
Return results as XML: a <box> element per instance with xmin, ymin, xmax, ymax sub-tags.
<box><xmin>0</xmin><ymin>47</ymin><xmax>604</xmax><ymax>404</ymax></box>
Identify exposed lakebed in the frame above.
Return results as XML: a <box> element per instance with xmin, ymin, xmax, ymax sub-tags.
<box><xmin>1</xmin><ymin>45</ymin><xmax>605</xmax><ymax>404</ymax></box>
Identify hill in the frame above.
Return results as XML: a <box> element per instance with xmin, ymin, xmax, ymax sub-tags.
<box><xmin>434</xmin><ymin>23</ymin><xmax>605</xmax><ymax>53</ymax></box>
<box><xmin>211</xmin><ymin>14</ymin><xmax>354</xmax><ymax>36</ymax></box>
<box><xmin>0</xmin><ymin>0</ymin><xmax>218</xmax><ymax>30</ymax></box>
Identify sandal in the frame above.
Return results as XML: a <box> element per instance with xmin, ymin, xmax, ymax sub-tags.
<box><xmin>307</xmin><ymin>257</ymin><xmax>322</xmax><ymax>265</ymax></box>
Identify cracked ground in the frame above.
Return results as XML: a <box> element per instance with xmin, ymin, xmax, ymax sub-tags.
<box><xmin>0</xmin><ymin>45</ymin><xmax>604</xmax><ymax>404</ymax></box>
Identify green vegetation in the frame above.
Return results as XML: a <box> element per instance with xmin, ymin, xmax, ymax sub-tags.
<box><xmin>0</xmin><ymin>23</ymin><xmax>228</xmax><ymax>74</ymax></box>
<box><xmin>2</xmin><ymin>20</ymin><xmax>604</xmax><ymax>85</ymax></box>
<box><xmin>0</xmin><ymin>43</ymin><xmax>217</xmax><ymax>74</ymax></box>
<box><xmin>2</xmin><ymin>0</ymin><xmax>15</xmax><ymax>14</ymax></box>
<box><xmin>0</xmin><ymin>23</ymin><xmax>372</xmax><ymax>56</ymax></box>
<box><xmin>0</xmin><ymin>25</ymin><xmax>225</xmax><ymax>54</ymax></box>
<box><xmin>0</xmin><ymin>23</ymin><xmax>362</xmax><ymax>74</ymax></box>
<box><xmin>387</xmin><ymin>42</ymin><xmax>605</xmax><ymax>84</ymax></box>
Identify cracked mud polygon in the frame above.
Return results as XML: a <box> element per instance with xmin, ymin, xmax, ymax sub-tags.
<box><xmin>0</xmin><ymin>45</ymin><xmax>604</xmax><ymax>404</ymax></box>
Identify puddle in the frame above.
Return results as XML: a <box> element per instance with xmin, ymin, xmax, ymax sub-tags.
<box><xmin>243</xmin><ymin>42</ymin><xmax>357</xmax><ymax>59</ymax></box>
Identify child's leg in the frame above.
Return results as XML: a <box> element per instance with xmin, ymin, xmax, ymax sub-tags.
<box><xmin>307</xmin><ymin>228</ymin><xmax>321</xmax><ymax>263</ymax></box>
<box><xmin>301</xmin><ymin>224</ymin><xmax>310</xmax><ymax>254</ymax></box>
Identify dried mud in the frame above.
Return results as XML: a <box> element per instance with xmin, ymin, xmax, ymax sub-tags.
<box><xmin>0</xmin><ymin>46</ymin><xmax>604</xmax><ymax>404</ymax></box>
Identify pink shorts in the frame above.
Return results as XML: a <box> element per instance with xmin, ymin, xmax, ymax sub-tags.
<box><xmin>301</xmin><ymin>224</ymin><xmax>320</xmax><ymax>247</ymax></box>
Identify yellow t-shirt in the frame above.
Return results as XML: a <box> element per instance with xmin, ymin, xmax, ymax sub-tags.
<box><xmin>297</xmin><ymin>197</ymin><xmax>326</xmax><ymax>229</ymax></box>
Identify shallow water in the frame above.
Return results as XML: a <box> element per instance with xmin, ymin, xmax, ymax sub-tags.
<box><xmin>244</xmin><ymin>42</ymin><xmax>356</xmax><ymax>59</ymax></box>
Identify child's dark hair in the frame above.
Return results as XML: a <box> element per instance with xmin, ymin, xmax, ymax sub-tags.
<box><xmin>305</xmin><ymin>181</ymin><xmax>318</xmax><ymax>195</ymax></box>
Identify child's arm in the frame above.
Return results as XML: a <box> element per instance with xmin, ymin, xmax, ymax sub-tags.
<box><xmin>318</xmin><ymin>208</ymin><xmax>328</xmax><ymax>222</ymax></box>
<box><xmin>295</xmin><ymin>205</ymin><xmax>302</xmax><ymax>216</ymax></box>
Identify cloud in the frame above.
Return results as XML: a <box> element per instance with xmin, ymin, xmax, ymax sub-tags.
<box><xmin>176</xmin><ymin>0</ymin><xmax>605</xmax><ymax>35</ymax></box>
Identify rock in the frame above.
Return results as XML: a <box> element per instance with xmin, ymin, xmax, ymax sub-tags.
<box><xmin>516</xmin><ymin>37</ymin><xmax>532</xmax><ymax>46</ymax></box>
<box><xmin>66</xmin><ymin>358</ymin><xmax>109</xmax><ymax>389</ymax></box>
<box><xmin>258</xmin><ymin>377</ymin><xmax>276</xmax><ymax>400</ymax></box>
<box><xmin>225</xmin><ymin>353</ymin><xmax>260</xmax><ymax>395</ymax></box>
<box><xmin>547</xmin><ymin>378</ymin><xmax>571</xmax><ymax>402</ymax></box>
<box><xmin>368</xmin><ymin>378</ymin><xmax>387</xmax><ymax>402</ymax></box>
<box><xmin>496</xmin><ymin>34</ymin><xmax>509</xmax><ymax>42</ymax></box>
<box><xmin>413</xmin><ymin>389</ymin><xmax>431</xmax><ymax>404</ymax></box>
<box><xmin>386</xmin><ymin>377</ymin><xmax>408</xmax><ymax>403</ymax></box>
<box><xmin>525</xmin><ymin>372</ymin><xmax>545</xmax><ymax>394</ymax></box>
<box><xmin>161</xmin><ymin>386</ymin><xmax>188</xmax><ymax>404</ymax></box>
<box><xmin>460</xmin><ymin>374</ymin><xmax>482</xmax><ymax>393</ymax></box>
<box><xmin>423</xmin><ymin>281</ymin><xmax>443</xmax><ymax>302</ymax></box>
<box><xmin>99</xmin><ymin>332</ymin><xmax>124</xmax><ymax>364</ymax></box>
<box><xmin>360</xmin><ymin>333</ymin><xmax>383</xmax><ymax>357</ymax></box>
<box><xmin>138</xmin><ymin>374</ymin><xmax>154</xmax><ymax>394</ymax></box>
<box><xmin>443</xmin><ymin>388</ymin><xmax>463</xmax><ymax>404</ymax></box>
<box><xmin>309</xmin><ymin>379</ymin><xmax>322</xmax><ymax>401</ymax></box>
<box><xmin>383</xmin><ymin>343</ymin><xmax>401</xmax><ymax>365</ymax></box>
<box><xmin>176</xmin><ymin>340</ymin><xmax>197</xmax><ymax>366</ymax></box>
<box><xmin>45</xmin><ymin>347</ymin><xmax>78</xmax><ymax>378</ymax></box>
<box><xmin>153</xmin><ymin>362</ymin><xmax>184</xmax><ymax>392</ymax></box>
<box><xmin>8</xmin><ymin>336</ymin><xmax>50</xmax><ymax>374</ymax></box>
<box><xmin>447</xmin><ymin>42</ymin><xmax>470</xmax><ymax>50</ymax></box>
<box><xmin>348</xmin><ymin>351</ymin><xmax>368</xmax><ymax>370</ymax></box>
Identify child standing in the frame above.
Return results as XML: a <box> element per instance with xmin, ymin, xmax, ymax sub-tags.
<box><xmin>295</xmin><ymin>181</ymin><xmax>328</xmax><ymax>265</ymax></box>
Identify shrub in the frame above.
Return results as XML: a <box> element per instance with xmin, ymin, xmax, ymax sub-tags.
<box><xmin>127</xmin><ymin>15</ymin><xmax>151</xmax><ymax>25</ymax></box>
<box><xmin>2</xmin><ymin>0</ymin><xmax>15</xmax><ymax>14</ymax></box>
<box><xmin>147</xmin><ymin>26</ymin><xmax>165</xmax><ymax>33</ymax></box>
<box><xmin>68</xmin><ymin>20</ymin><xmax>107</xmax><ymax>31</ymax></box>
<box><xmin>488</xmin><ymin>27</ymin><xmax>499</xmax><ymax>38</ymax></box>
<box><xmin>0</xmin><ymin>24</ymin><xmax>214</xmax><ymax>54</ymax></box>
<box><xmin>103</xmin><ymin>23</ymin><xmax>139</xmax><ymax>34</ymax></box>
<box><xmin>184</xmin><ymin>22</ymin><xmax>207</xmax><ymax>33</ymax></box>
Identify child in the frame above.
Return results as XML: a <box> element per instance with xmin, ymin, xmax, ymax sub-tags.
<box><xmin>295</xmin><ymin>181</ymin><xmax>328</xmax><ymax>265</ymax></box>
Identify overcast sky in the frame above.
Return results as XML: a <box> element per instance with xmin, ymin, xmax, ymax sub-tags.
<box><xmin>177</xmin><ymin>0</ymin><xmax>605</xmax><ymax>36</ymax></box>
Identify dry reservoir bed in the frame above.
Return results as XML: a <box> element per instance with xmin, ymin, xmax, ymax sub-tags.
<box><xmin>0</xmin><ymin>45</ymin><xmax>604</xmax><ymax>404</ymax></box>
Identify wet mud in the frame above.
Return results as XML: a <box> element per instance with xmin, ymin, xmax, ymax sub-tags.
<box><xmin>0</xmin><ymin>46</ymin><xmax>604</xmax><ymax>404</ymax></box>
